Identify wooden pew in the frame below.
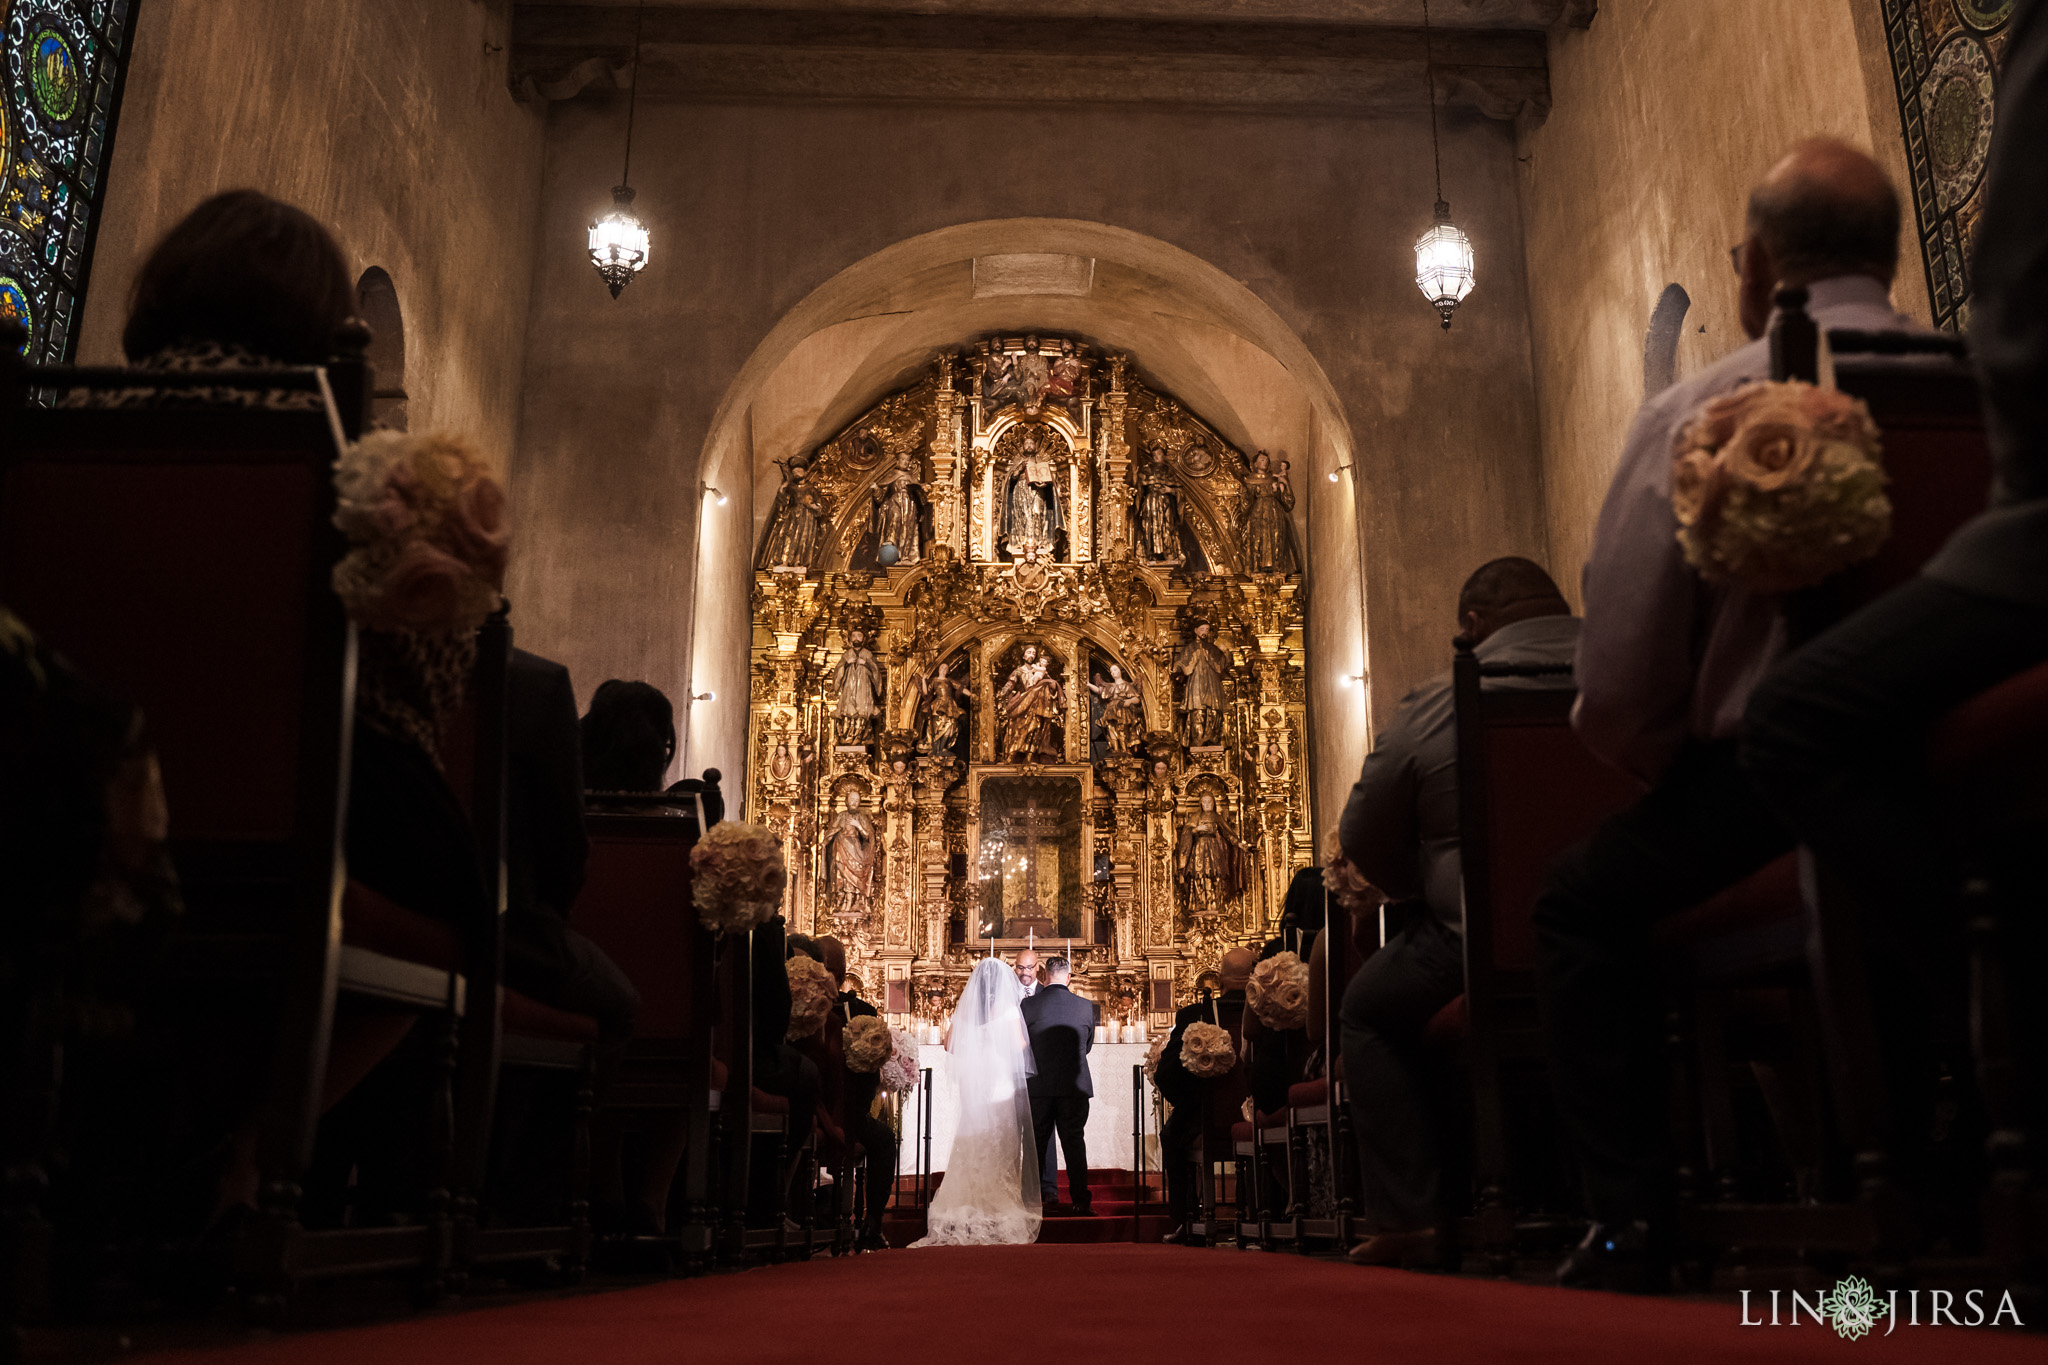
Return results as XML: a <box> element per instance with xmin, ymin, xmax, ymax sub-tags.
<box><xmin>1452</xmin><ymin>650</ymin><xmax>1640</xmax><ymax>1268</ymax></box>
<box><xmin>0</xmin><ymin>327</ymin><xmax>481</xmax><ymax>1313</ymax></box>
<box><xmin>569</xmin><ymin>795</ymin><xmax>716</xmax><ymax>1266</ymax></box>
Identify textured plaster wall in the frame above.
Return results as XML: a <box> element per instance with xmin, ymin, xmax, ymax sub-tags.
<box><xmin>81</xmin><ymin>0</ymin><xmax>545</xmax><ymax>464</ymax></box>
<box><xmin>1517</xmin><ymin>0</ymin><xmax>1930</xmax><ymax>598</ymax></box>
<box><xmin>510</xmin><ymin>98</ymin><xmax>1551</xmax><ymax>814</ymax></box>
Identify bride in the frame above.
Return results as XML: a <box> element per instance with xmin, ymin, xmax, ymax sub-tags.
<box><xmin>911</xmin><ymin>957</ymin><xmax>1042</xmax><ymax>1247</ymax></box>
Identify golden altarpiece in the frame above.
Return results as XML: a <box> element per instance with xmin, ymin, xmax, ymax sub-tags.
<box><xmin>748</xmin><ymin>335</ymin><xmax>1312</xmax><ymax>1029</ymax></box>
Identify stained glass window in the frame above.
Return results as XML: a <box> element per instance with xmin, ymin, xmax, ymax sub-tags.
<box><xmin>0</xmin><ymin>1</ymin><xmax>139</xmax><ymax>363</ymax></box>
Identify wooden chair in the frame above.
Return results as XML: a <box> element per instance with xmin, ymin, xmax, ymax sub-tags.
<box><xmin>0</xmin><ymin>330</ymin><xmax>482</xmax><ymax>1313</ymax></box>
<box><xmin>445</xmin><ymin>610</ymin><xmax>600</xmax><ymax>1284</ymax></box>
<box><xmin>1188</xmin><ymin>1002</ymin><xmax>1250</xmax><ymax>1246</ymax></box>
<box><xmin>1296</xmin><ymin>903</ymin><xmax>1361</xmax><ymax>1250</ymax></box>
<box><xmin>1452</xmin><ymin>649</ymin><xmax>1642</xmax><ymax>1267</ymax></box>
<box><xmin>713</xmin><ymin>919</ymin><xmax>814</xmax><ymax>1261</ymax></box>
<box><xmin>567</xmin><ymin>802</ymin><xmax>717</xmax><ymax>1265</ymax></box>
<box><xmin>1668</xmin><ymin>295</ymin><xmax>1992</xmax><ymax>1270</ymax></box>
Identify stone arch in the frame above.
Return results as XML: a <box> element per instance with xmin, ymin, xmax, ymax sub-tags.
<box><xmin>688</xmin><ymin>218</ymin><xmax>1364</xmax><ymax>812</ymax></box>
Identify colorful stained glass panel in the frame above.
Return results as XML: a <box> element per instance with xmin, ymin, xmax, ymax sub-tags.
<box><xmin>0</xmin><ymin>0</ymin><xmax>134</xmax><ymax>362</ymax></box>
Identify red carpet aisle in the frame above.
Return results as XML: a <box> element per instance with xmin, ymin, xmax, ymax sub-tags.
<box><xmin>133</xmin><ymin>1247</ymin><xmax>2046</xmax><ymax>1365</ymax></box>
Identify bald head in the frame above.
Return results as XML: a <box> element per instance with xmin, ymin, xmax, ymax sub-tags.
<box><xmin>1457</xmin><ymin>556</ymin><xmax>1568</xmax><ymax>644</ymax></box>
<box><xmin>1220</xmin><ymin>947</ymin><xmax>1256</xmax><ymax>991</ymax></box>
<box><xmin>1740</xmin><ymin>137</ymin><xmax>1900</xmax><ymax>336</ymax></box>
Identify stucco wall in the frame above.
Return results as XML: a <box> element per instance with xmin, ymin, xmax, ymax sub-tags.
<box><xmin>509</xmin><ymin>97</ymin><xmax>1551</xmax><ymax>813</ymax></box>
<box><xmin>1516</xmin><ymin>0</ymin><xmax>1930</xmax><ymax>598</ymax></box>
<box><xmin>80</xmin><ymin>0</ymin><xmax>545</xmax><ymax>464</ymax></box>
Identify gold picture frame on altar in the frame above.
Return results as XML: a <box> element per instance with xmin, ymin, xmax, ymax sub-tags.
<box><xmin>968</xmin><ymin>766</ymin><xmax>1095</xmax><ymax>946</ymax></box>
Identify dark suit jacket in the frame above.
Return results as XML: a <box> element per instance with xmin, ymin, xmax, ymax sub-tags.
<box><xmin>502</xmin><ymin>650</ymin><xmax>590</xmax><ymax>990</ymax></box>
<box><xmin>1154</xmin><ymin>990</ymin><xmax>1246</xmax><ymax>1111</ymax></box>
<box><xmin>1021</xmin><ymin>983</ymin><xmax>1096</xmax><ymax>1099</ymax></box>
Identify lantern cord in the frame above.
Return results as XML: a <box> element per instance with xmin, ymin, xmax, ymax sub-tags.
<box><xmin>620</xmin><ymin>0</ymin><xmax>645</xmax><ymax>188</ymax></box>
<box><xmin>1422</xmin><ymin>0</ymin><xmax>1443</xmax><ymax>208</ymax></box>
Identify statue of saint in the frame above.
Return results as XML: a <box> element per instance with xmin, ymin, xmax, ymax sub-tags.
<box><xmin>995</xmin><ymin>643</ymin><xmax>1066</xmax><ymax>762</ymax></box>
<box><xmin>1002</xmin><ymin>433</ymin><xmax>1064</xmax><ymax>560</ymax></box>
<box><xmin>1137</xmin><ymin>445</ymin><xmax>1182</xmax><ymax>563</ymax></box>
<box><xmin>1175</xmin><ymin>792</ymin><xmax>1248</xmax><ymax>919</ymax></box>
<box><xmin>1172</xmin><ymin>620</ymin><xmax>1230</xmax><ymax>748</ymax></box>
<box><xmin>871</xmin><ymin>455</ymin><xmax>926</xmax><ymax>565</ymax></box>
<box><xmin>824</xmin><ymin>788</ymin><xmax>878</xmax><ymax>923</ymax></box>
<box><xmin>769</xmin><ymin>739</ymin><xmax>794</xmax><ymax>782</ymax></box>
<box><xmin>913</xmin><ymin>657</ymin><xmax>971</xmax><ymax>756</ymax></box>
<box><xmin>762</xmin><ymin>456</ymin><xmax>829</xmax><ymax>572</ymax></box>
<box><xmin>831</xmin><ymin>629</ymin><xmax>883</xmax><ymax>745</ymax></box>
<box><xmin>1242</xmin><ymin>450</ymin><xmax>1299</xmax><ymax>574</ymax></box>
<box><xmin>1088</xmin><ymin>664</ymin><xmax>1144</xmax><ymax>757</ymax></box>
<box><xmin>1044</xmin><ymin>339</ymin><xmax>1086</xmax><ymax>421</ymax></box>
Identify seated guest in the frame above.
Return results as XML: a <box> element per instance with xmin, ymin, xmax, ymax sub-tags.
<box><xmin>580</xmin><ymin>680</ymin><xmax>676</xmax><ymax>793</ymax></box>
<box><xmin>1743</xmin><ymin>7</ymin><xmax>2048</xmax><ymax>1213</ymax></box>
<box><xmin>785</xmin><ymin>932</ymin><xmax>822</xmax><ymax>963</ymax></box>
<box><xmin>751</xmin><ymin>917</ymin><xmax>822</xmax><ymax>1214</ymax></box>
<box><xmin>1155</xmin><ymin>946</ymin><xmax>1255</xmax><ymax>1244</ymax></box>
<box><xmin>818</xmin><ymin>936</ymin><xmax>896</xmax><ymax>1249</ymax></box>
<box><xmin>1336</xmin><ymin>557</ymin><xmax>1579</xmax><ymax>1266</ymax></box>
<box><xmin>1534</xmin><ymin>137</ymin><xmax>1930</xmax><ymax>1290</ymax></box>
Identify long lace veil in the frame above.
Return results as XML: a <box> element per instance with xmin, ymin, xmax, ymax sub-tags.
<box><xmin>915</xmin><ymin>956</ymin><xmax>1041</xmax><ymax>1243</ymax></box>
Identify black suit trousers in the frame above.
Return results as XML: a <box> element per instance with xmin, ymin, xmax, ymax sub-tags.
<box><xmin>1031</xmin><ymin>1094</ymin><xmax>1089</xmax><ymax>1206</ymax></box>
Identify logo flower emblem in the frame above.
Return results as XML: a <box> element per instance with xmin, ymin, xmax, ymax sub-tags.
<box><xmin>1818</xmin><ymin>1275</ymin><xmax>1884</xmax><ymax>1341</ymax></box>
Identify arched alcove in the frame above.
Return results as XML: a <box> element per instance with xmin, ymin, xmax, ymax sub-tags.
<box><xmin>355</xmin><ymin>266</ymin><xmax>408</xmax><ymax>431</ymax></box>
<box><xmin>686</xmin><ymin>218</ymin><xmax>1372</xmax><ymax>850</ymax></box>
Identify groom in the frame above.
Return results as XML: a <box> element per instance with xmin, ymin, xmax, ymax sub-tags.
<box><xmin>1020</xmin><ymin>954</ymin><xmax>1097</xmax><ymax>1214</ymax></box>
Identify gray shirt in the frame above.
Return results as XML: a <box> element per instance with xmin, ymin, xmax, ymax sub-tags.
<box><xmin>1572</xmin><ymin>274</ymin><xmax>1933</xmax><ymax>782</ymax></box>
<box><xmin>1337</xmin><ymin>614</ymin><xmax>1581</xmax><ymax>936</ymax></box>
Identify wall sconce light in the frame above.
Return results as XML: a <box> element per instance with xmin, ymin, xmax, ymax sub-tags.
<box><xmin>1327</xmin><ymin>463</ymin><xmax>1354</xmax><ymax>484</ymax></box>
<box><xmin>1340</xmin><ymin>672</ymin><xmax>1366</xmax><ymax>687</ymax></box>
<box><xmin>691</xmin><ymin>689</ymin><xmax>716</xmax><ymax>703</ymax></box>
<box><xmin>701</xmin><ymin>482</ymin><xmax>727</xmax><ymax>506</ymax></box>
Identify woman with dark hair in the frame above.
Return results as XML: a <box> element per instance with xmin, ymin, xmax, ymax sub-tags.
<box><xmin>581</xmin><ymin>680</ymin><xmax>676</xmax><ymax>792</ymax></box>
<box><xmin>123</xmin><ymin>189</ymin><xmax>354</xmax><ymax>367</ymax></box>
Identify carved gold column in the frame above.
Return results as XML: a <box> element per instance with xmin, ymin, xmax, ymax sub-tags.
<box><xmin>930</xmin><ymin>353</ymin><xmax>965</xmax><ymax>557</ymax></box>
<box><xmin>1097</xmin><ymin>355</ymin><xmax>1133</xmax><ymax>559</ymax></box>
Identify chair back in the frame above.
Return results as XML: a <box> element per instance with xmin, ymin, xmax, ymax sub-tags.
<box><xmin>1453</xmin><ymin>648</ymin><xmax>1640</xmax><ymax>983</ymax></box>
<box><xmin>0</xmin><ymin>338</ymin><xmax>368</xmax><ymax>1178</ymax></box>
<box><xmin>577</xmin><ymin>810</ymin><xmax>708</xmax><ymax>1041</ymax></box>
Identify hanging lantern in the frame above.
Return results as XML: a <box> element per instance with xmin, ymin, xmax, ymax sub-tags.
<box><xmin>588</xmin><ymin>2</ymin><xmax>649</xmax><ymax>300</ymax></box>
<box><xmin>1414</xmin><ymin>200</ymin><xmax>1475</xmax><ymax>330</ymax></box>
<box><xmin>589</xmin><ymin>186</ymin><xmax>650</xmax><ymax>298</ymax></box>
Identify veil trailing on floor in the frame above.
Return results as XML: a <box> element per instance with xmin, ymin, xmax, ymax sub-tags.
<box><xmin>911</xmin><ymin>957</ymin><xmax>1042</xmax><ymax>1247</ymax></box>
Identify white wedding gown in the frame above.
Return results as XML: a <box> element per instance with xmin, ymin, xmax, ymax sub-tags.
<box><xmin>911</xmin><ymin>959</ymin><xmax>1043</xmax><ymax>1247</ymax></box>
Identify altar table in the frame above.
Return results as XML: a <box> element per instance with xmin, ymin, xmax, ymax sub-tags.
<box><xmin>897</xmin><ymin>1042</ymin><xmax>1163</xmax><ymax>1176</ymax></box>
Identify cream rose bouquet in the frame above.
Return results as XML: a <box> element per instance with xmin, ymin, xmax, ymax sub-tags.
<box><xmin>1671</xmin><ymin>379</ymin><xmax>1889</xmax><ymax>594</ymax></box>
<box><xmin>786</xmin><ymin>955</ymin><xmax>838</xmax><ymax>1041</ymax></box>
<box><xmin>1143</xmin><ymin>1033</ymin><xmax>1170</xmax><ymax>1082</ymax></box>
<box><xmin>1248</xmin><ymin>951</ymin><xmax>1311</xmax><ymax>1030</ymax></box>
<box><xmin>879</xmin><ymin>1028</ymin><xmax>921</xmax><ymax>1095</ymax></box>
<box><xmin>844</xmin><ymin>1014</ymin><xmax>894</xmax><ymax>1073</ymax></box>
<box><xmin>690</xmin><ymin>821</ymin><xmax>787</xmax><ymax>934</ymax></box>
<box><xmin>332</xmin><ymin>430</ymin><xmax>509</xmax><ymax>634</ymax></box>
<box><xmin>1181</xmin><ymin>1021</ymin><xmax>1237</xmax><ymax>1079</ymax></box>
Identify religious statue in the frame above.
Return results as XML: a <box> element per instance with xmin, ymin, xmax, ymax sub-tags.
<box><xmin>1174</xmin><ymin>791</ymin><xmax>1248</xmax><ymax>920</ymax></box>
<box><xmin>1242</xmin><ymin>449</ymin><xmax>1299</xmax><ymax>574</ymax></box>
<box><xmin>870</xmin><ymin>454</ymin><xmax>926</xmax><ymax>566</ymax></box>
<box><xmin>831</xmin><ymin>629</ymin><xmax>883</xmax><ymax>745</ymax></box>
<box><xmin>823</xmin><ymin>788</ymin><xmax>879</xmax><ymax>924</ymax></box>
<box><xmin>1172</xmin><ymin>620</ymin><xmax>1231</xmax><ymax>748</ymax></box>
<box><xmin>995</xmin><ymin>643</ymin><xmax>1066</xmax><ymax>762</ymax></box>
<box><xmin>1013</xmin><ymin>340</ymin><xmax>1052</xmax><ymax>412</ymax></box>
<box><xmin>762</xmin><ymin>456</ymin><xmax>829</xmax><ymax>572</ymax></box>
<box><xmin>1088</xmin><ymin>664</ymin><xmax>1144</xmax><ymax>757</ymax></box>
<box><xmin>1002</xmin><ymin>432</ymin><xmax>1063</xmax><ymax>560</ymax></box>
<box><xmin>769</xmin><ymin>738</ymin><xmax>794</xmax><ymax>782</ymax></box>
<box><xmin>1136</xmin><ymin>445</ymin><xmax>1182</xmax><ymax>564</ymax></box>
<box><xmin>983</xmin><ymin>349</ymin><xmax>1019</xmax><ymax>409</ymax></box>
<box><xmin>1260</xmin><ymin>739</ymin><xmax>1287</xmax><ymax>777</ymax></box>
<box><xmin>1044</xmin><ymin>339</ymin><xmax>1086</xmax><ymax>422</ymax></box>
<box><xmin>913</xmin><ymin>657</ymin><xmax>971</xmax><ymax>756</ymax></box>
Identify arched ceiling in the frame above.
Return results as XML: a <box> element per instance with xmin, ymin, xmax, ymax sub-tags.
<box><xmin>733</xmin><ymin>223</ymin><xmax>1344</xmax><ymax>544</ymax></box>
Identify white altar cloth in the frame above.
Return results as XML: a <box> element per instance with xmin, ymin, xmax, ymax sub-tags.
<box><xmin>899</xmin><ymin>1042</ymin><xmax>1161</xmax><ymax>1175</ymax></box>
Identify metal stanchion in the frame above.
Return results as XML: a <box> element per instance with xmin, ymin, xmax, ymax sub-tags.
<box><xmin>1132</xmin><ymin>1063</ymin><xmax>1146</xmax><ymax>1242</ymax></box>
<box><xmin>920</xmin><ymin>1066</ymin><xmax>934</xmax><ymax>1208</ymax></box>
